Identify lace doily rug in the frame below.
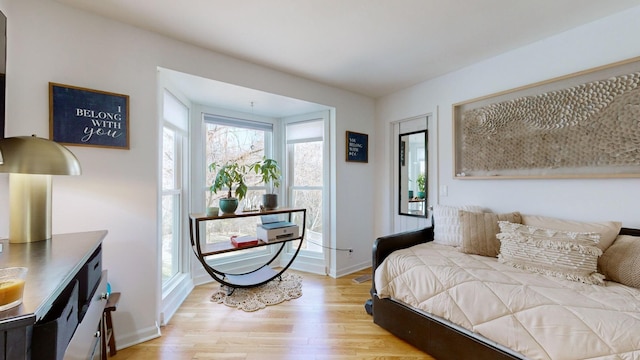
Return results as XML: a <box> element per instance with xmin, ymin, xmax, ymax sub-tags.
<box><xmin>210</xmin><ymin>273</ymin><xmax>302</xmax><ymax>312</ymax></box>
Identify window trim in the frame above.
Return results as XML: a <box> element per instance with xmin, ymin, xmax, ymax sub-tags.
<box><xmin>281</xmin><ymin>113</ymin><xmax>329</xmax><ymax>273</ymax></box>
<box><xmin>199</xmin><ymin>110</ymin><xmax>279</xmax><ymax>266</ymax></box>
<box><xmin>161</xmin><ymin>100</ymin><xmax>189</xmax><ymax>289</ymax></box>
<box><xmin>158</xmin><ymin>85</ymin><xmax>193</xmax><ymax>325</ymax></box>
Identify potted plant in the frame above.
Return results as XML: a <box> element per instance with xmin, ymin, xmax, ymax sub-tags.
<box><xmin>209</xmin><ymin>162</ymin><xmax>248</xmax><ymax>214</ymax></box>
<box><xmin>416</xmin><ymin>173</ymin><xmax>426</xmax><ymax>199</ymax></box>
<box><xmin>250</xmin><ymin>158</ymin><xmax>281</xmax><ymax>210</ymax></box>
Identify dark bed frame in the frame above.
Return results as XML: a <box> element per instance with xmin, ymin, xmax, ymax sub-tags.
<box><xmin>366</xmin><ymin>226</ymin><xmax>640</xmax><ymax>360</ymax></box>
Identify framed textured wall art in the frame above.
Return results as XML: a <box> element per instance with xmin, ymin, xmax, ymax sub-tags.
<box><xmin>50</xmin><ymin>83</ymin><xmax>130</xmax><ymax>149</ymax></box>
<box><xmin>453</xmin><ymin>56</ymin><xmax>640</xmax><ymax>179</ymax></box>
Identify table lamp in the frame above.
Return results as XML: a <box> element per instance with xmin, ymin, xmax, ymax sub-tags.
<box><xmin>0</xmin><ymin>135</ymin><xmax>81</xmax><ymax>243</ymax></box>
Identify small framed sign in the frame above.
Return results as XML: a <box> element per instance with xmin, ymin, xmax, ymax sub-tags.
<box><xmin>49</xmin><ymin>82</ymin><xmax>129</xmax><ymax>149</ymax></box>
<box><xmin>346</xmin><ymin>131</ymin><xmax>368</xmax><ymax>163</ymax></box>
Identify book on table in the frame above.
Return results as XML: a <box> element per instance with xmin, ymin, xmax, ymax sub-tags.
<box><xmin>230</xmin><ymin>235</ymin><xmax>260</xmax><ymax>248</ymax></box>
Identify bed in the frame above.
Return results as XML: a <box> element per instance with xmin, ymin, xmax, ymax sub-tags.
<box><xmin>367</xmin><ymin>218</ymin><xmax>640</xmax><ymax>360</ymax></box>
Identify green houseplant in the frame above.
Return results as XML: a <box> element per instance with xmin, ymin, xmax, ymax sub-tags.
<box><xmin>209</xmin><ymin>162</ymin><xmax>248</xmax><ymax>214</ymax></box>
<box><xmin>250</xmin><ymin>158</ymin><xmax>281</xmax><ymax>210</ymax></box>
<box><xmin>416</xmin><ymin>173</ymin><xmax>426</xmax><ymax>199</ymax></box>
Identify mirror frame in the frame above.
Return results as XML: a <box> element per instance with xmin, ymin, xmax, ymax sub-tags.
<box><xmin>398</xmin><ymin>129</ymin><xmax>427</xmax><ymax>217</ymax></box>
<box><xmin>0</xmin><ymin>10</ymin><xmax>5</xmax><ymax>139</ymax></box>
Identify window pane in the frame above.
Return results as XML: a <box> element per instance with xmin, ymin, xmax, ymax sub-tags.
<box><xmin>204</xmin><ymin>119</ymin><xmax>270</xmax><ymax>252</ymax></box>
<box><xmin>286</xmin><ymin>118</ymin><xmax>324</xmax><ymax>256</ymax></box>
<box><xmin>162</xmin><ymin>128</ymin><xmax>175</xmax><ymax>190</ymax></box>
<box><xmin>203</xmin><ymin>189</ymin><xmax>266</xmax><ymax>258</ymax></box>
<box><xmin>162</xmin><ymin>124</ymin><xmax>180</xmax><ymax>282</ymax></box>
<box><xmin>291</xmin><ymin>189</ymin><xmax>322</xmax><ymax>253</ymax></box>
<box><xmin>205</xmin><ymin>123</ymin><xmax>266</xmax><ymax>192</ymax></box>
<box><xmin>161</xmin><ymin>193</ymin><xmax>179</xmax><ymax>280</ymax></box>
<box><xmin>292</xmin><ymin>189</ymin><xmax>322</xmax><ymax>233</ymax></box>
<box><xmin>293</xmin><ymin>141</ymin><xmax>322</xmax><ymax>186</ymax></box>
<box><xmin>161</xmin><ymin>90</ymin><xmax>188</xmax><ymax>289</ymax></box>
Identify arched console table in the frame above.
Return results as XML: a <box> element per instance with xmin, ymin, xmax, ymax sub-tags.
<box><xmin>188</xmin><ymin>208</ymin><xmax>306</xmax><ymax>293</ymax></box>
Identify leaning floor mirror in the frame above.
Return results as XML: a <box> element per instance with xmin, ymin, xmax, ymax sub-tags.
<box><xmin>399</xmin><ymin>130</ymin><xmax>427</xmax><ymax>217</ymax></box>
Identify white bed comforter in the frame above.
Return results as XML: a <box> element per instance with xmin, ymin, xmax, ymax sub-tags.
<box><xmin>375</xmin><ymin>242</ymin><xmax>640</xmax><ymax>360</ymax></box>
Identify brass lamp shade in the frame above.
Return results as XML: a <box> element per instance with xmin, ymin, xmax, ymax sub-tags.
<box><xmin>0</xmin><ymin>135</ymin><xmax>81</xmax><ymax>243</ymax></box>
<box><xmin>0</xmin><ymin>135</ymin><xmax>81</xmax><ymax>175</ymax></box>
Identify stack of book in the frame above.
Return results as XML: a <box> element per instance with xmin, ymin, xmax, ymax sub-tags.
<box><xmin>230</xmin><ymin>235</ymin><xmax>259</xmax><ymax>248</ymax></box>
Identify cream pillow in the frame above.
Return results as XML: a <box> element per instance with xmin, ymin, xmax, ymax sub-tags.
<box><xmin>521</xmin><ymin>214</ymin><xmax>621</xmax><ymax>252</ymax></box>
<box><xmin>599</xmin><ymin>235</ymin><xmax>640</xmax><ymax>289</ymax></box>
<box><xmin>459</xmin><ymin>210</ymin><xmax>522</xmax><ymax>257</ymax></box>
<box><xmin>497</xmin><ymin>221</ymin><xmax>604</xmax><ymax>285</ymax></box>
<box><xmin>433</xmin><ymin>204</ymin><xmax>483</xmax><ymax>246</ymax></box>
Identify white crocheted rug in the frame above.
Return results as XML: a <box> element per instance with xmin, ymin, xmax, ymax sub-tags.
<box><xmin>210</xmin><ymin>273</ymin><xmax>302</xmax><ymax>312</ymax></box>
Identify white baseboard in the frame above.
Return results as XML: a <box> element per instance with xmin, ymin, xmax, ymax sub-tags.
<box><xmin>287</xmin><ymin>257</ymin><xmax>326</xmax><ymax>275</ymax></box>
<box><xmin>114</xmin><ymin>323</ymin><xmax>161</xmax><ymax>351</ymax></box>
<box><xmin>193</xmin><ymin>267</ymin><xmax>214</xmax><ymax>286</ymax></box>
<box><xmin>333</xmin><ymin>259</ymin><xmax>371</xmax><ymax>278</ymax></box>
<box><xmin>161</xmin><ymin>275</ymin><xmax>194</xmax><ymax>325</ymax></box>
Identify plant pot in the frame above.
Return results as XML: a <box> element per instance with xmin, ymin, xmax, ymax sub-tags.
<box><xmin>206</xmin><ymin>206</ymin><xmax>219</xmax><ymax>217</ymax></box>
<box><xmin>262</xmin><ymin>194</ymin><xmax>278</xmax><ymax>210</ymax></box>
<box><xmin>219</xmin><ymin>198</ymin><xmax>239</xmax><ymax>214</ymax></box>
<box><xmin>417</xmin><ymin>191</ymin><xmax>425</xmax><ymax>199</ymax></box>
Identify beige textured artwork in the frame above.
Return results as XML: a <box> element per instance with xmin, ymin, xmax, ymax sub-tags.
<box><xmin>459</xmin><ymin>72</ymin><xmax>640</xmax><ymax>177</ymax></box>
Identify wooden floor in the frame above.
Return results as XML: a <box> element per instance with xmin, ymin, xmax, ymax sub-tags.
<box><xmin>110</xmin><ymin>268</ymin><xmax>435</xmax><ymax>359</ymax></box>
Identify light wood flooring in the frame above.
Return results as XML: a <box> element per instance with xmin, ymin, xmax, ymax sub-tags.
<box><xmin>110</xmin><ymin>268</ymin><xmax>435</xmax><ymax>359</ymax></box>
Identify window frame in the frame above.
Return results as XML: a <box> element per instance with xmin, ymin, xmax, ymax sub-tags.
<box><xmin>198</xmin><ymin>111</ymin><xmax>282</xmax><ymax>268</ymax></box>
<box><xmin>281</xmin><ymin>113</ymin><xmax>330</xmax><ymax>273</ymax></box>
<box><xmin>161</xmin><ymin>125</ymin><xmax>184</xmax><ymax>284</ymax></box>
<box><xmin>159</xmin><ymin>88</ymin><xmax>192</xmax><ymax>317</ymax></box>
<box><xmin>159</xmin><ymin>88</ymin><xmax>191</xmax><ymax>297</ymax></box>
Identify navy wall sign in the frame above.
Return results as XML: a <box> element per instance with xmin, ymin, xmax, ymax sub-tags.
<box><xmin>346</xmin><ymin>131</ymin><xmax>368</xmax><ymax>163</ymax></box>
<box><xmin>49</xmin><ymin>83</ymin><xmax>129</xmax><ymax>149</ymax></box>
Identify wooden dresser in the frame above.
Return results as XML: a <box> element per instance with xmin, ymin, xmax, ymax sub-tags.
<box><xmin>0</xmin><ymin>230</ymin><xmax>108</xmax><ymax>360</ymax></box>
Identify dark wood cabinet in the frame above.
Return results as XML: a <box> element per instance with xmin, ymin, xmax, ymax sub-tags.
<box><xmin>0</xmin><ymin>231</ymin><xmax>108</xmax><ymax>359</ymax></box>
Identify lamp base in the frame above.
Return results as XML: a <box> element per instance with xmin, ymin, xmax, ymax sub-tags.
<box><xmin>9</xmin><ymin>173</ymin><xmax>52</xmax><ymax>243</ymax></box>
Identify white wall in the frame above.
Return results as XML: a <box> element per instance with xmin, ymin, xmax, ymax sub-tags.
<box><xmin>375</xmin><ymin>5</ymin><xmax>640</xmax><ymax>238</ymax></box>
<box><xmin>0</xmin><ymin>0</ymin><xmax>375</xmax><ymax>348</ymax></box>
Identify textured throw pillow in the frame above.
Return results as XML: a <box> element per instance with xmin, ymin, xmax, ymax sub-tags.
<box><xmin>497</xmin><ymin>221</ymin><xmax>604</xmax><ymax>285</ymax></box>
<box><xmin>433</xmin><ymin>205</ymin><xmax>483</xmax><ymax>246</ymax></box>
<box><xmin>459</xmin><ymin>211</ymin><xmax>522</xmax><ymax>257</ymax></box>
<box><xmin>599</xmin><ymin>235</ymin><xmax>640</xmax><ymax>289</ymax></box>
<box><xmin>521</xmin><ymin>214</ymin><xmax>621</xmax><ymax>252</ymax></box>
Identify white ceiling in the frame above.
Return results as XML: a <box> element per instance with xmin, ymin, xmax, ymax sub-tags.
<box><xmin>55</xmin><ymin>0</ymin><xmax>640</xmax><ymax>115</ymax></box>
<box><xmin>160</xmin><ymin>67</ymin><xmax>332</xmax><ymax>118</ymax></box>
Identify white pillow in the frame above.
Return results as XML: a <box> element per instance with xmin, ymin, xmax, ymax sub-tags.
<box><xmin>433</xmin><ymin>204</ymin><xmax>483</xmax><ymax>246</ymax></box>
<box><xmin>497</xmin><ymin>221</ymin><xmax>604</xmax><ymax>285</ymax></box>
<box><xmin>521</xmin><ymin>214</ymin><xmax>621</xmax><ymax>252</ymax></box>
